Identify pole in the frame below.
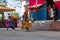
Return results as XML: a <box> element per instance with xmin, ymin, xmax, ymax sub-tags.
<box><xmin>2</xmin><ymin>11</ymin><xmax>4</xmax><ymax>21</ymax></box>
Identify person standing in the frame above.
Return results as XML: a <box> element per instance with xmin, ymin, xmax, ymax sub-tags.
<box><xmin>49</xmin><ymin>5</ymin><xmax>54</xmax><ymax>20</ymax></box>
<box><xmin>6</xmin><ymin>16</ymin><xmax>15</xmax><ymax>30</ymax></box>
<box><xmin>10</xmin><ymin>19</ymin><xmax>15</xmax><ymax>30</ymax></box>
<box><xmin>22</xmin><ymin>11</ymin><xmax>29</xmax><ymax>31</ymax></box>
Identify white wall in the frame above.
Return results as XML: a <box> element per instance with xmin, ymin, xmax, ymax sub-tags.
<box><xmin>6</xmin><ymin>0</ymin><xmax>26</xmax><ymax>17</ymax></box>
<box><xmin>4</xmin><ymin>12</ymin><xmax>12</xmax><ymax>20</ymax></box>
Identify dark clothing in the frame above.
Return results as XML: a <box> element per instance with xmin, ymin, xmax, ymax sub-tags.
<box><xmin>7</xmin><ymin>20</ymin><xmax>15</xmax><ymax>30</ymax></box>
<box><xmin>11</xmin><ymin>20</ymin><xmax>15</xmax><ymax>27</ymax></box>
<box><xmin>23</xmin><ymin>15</ymin><xmax>28</xmax><ymax>22</ymax></box>
<box><xmin>10</xmin><ymin>20</ymin><xmax>15</xmax><ymax>29</ymax></box>
<box><xmin>47</xmin><ymin>0</ymin><xmax>54</xmax><ymax>8</ymax></box>
<box><xmin>8</xmin><ymin>21</ymin><xmax>12</xmax><ymax>28</ymax></box>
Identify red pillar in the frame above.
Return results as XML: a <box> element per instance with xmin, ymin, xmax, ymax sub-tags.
<box><xmin>2</xmin><ymin>11</ymin><xmax>4</xmax><ymax>21</ymax></box>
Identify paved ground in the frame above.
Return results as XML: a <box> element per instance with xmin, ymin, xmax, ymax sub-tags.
<box><xmin>0</xmin><ymin>20</ymin><xmax>60</xmax><ymax>40</ymax></box>
<box><xmin>0</xmin><ymin>28</ymin><xmax>60</xmax><ymax>40</ymax></box>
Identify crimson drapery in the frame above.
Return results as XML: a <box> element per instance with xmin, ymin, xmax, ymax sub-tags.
<box><xmin>29</xmin><ymin>0</ymin><xmax>45</xmax><ymax>8</ymax></box>
<box><xmin>54</xmin><ymin>0</ymin><xmax>60</xmax><ymax>10</ymax></box>
<box><xmin>29</xmin><ymin>0</ymin><xmax>45</xmax><ymax>11</ymax></box>
<box><xmin>29</xmin><ymin>0</ymin><xmax>36</xmax><ymax>7</ymax></box>
<box><xmin>37</xmin><ymin>0</ymin><xmax>45</xmax><ymax>5</ymax></box>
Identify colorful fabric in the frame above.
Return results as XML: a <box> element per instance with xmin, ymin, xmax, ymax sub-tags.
<box><xmin>29</xmin><ymin>0</ymin><xmax>36</xmax><ymax>6</ymax></box>
<box><xmin>11</xmin><ymin>20</ymin><xmax>15</xmax><ymax>27</ymax></box>
<box><xmin>29</xmin><ymin>0</ymin><xmax>45</xmax><ymax>7</ymax></box>
<box><xmin>22</xmin><ymin>21</ymin><xmax>32</xmax><ymax>29</ymax></box>
<box><xmin>8</xmin><ymin>21</ymin><xmax>12</xmax><ymax>27</ymax></box>
<box><xmin>49</xmin><ymin>8</ymin><xmax>54</xmax><ymax>18</ymax></box>
<box><xmin>37</xmin><ymin>0</ymin><xmax>45</xmax><ymax>5</ymax></box>
<box><xmin>54</xmin><ymin>0</ymin><xmax>60</xmax><ymax>9</ymax></box>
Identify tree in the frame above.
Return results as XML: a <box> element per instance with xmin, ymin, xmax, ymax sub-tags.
<box><xmin>12</xmin><ymin>12</ymin><xmax>19</xmax><ymax>19</ymax></box>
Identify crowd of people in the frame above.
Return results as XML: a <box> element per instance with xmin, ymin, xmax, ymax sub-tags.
<box><xmin>0</xmin><ymin>10</ymin><xmax>32</xmax><ymax>31</ymax></box>
<box><xmin>0</xmin><ymin>16</ymin><xmax>15</xmax><ymax>30</ymax></box>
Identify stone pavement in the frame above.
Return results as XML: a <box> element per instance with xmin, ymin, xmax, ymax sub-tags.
<box><xmin>32</xmin><ymin>20</ymin><xmax>53</xmax><ymax>30</ymax></box>
<box><xmin>48</xmin><ymin>21</ymin><xmax>60</xmax><ymax>31</ymax></box>
<box><xmin>0</xmin><ymin>20</ymin><xmax>60</xmax><ymax>40</ymax></box>
<box><xmin>32</xmin><ymin>20</ymin><xmax>60</xmax><ymax>31</ymax></box>
<box><xmin>0</xmin><ymin>29</ymin><xmax>60</xmax><ymax>40</ymax></box>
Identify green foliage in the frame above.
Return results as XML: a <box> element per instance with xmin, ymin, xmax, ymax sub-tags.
<box><xmin>24</xmin><ymin>5</ymin><xmax>28</xmax><ymax>9</ymax></box>
<box><xmin>0</xmin><ymin>5</ymin><xmax>6</xmax><ymax>7</ymax></box>
<box><xmin>0</xmin><ymin>16</ymin><xmax>2</xmax><ymax>20</ymax></box>
<box><xmin>12</xmin><ymin>12</ymin><xmax>19</xmax><ymax>18</ymax></box>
